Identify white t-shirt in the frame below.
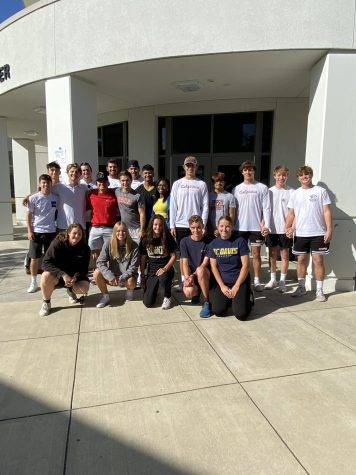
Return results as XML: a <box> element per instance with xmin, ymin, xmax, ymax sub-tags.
<box><xmin>208</xmin><ymin>191</ymin><xmax>236</xmax><ymax>231</ymax></box>
<box><xmin>108</xmin><ymin>177</ymin><xmax>121</xmax><ymax>189</ymax></box>
<box><xmin>269</xmin><ymin>185</ymin><xmax>294</xmax><ymax>234</ymax></box>
<box><xmin>131</xmin><ymin>176</ymin><xmax>144</xmax><ymax>190</ymax></box>
<box><xmin>27</xmin><ymin>192</ymin><xmax>57</xmax><ymax>233</ymax></box>
<box><xmin>52</xmin><ymin>182</ymin><xmax>87</xmax><ymax>229</ymax></box>
<box><xmin>170</xmin><ymin>178</ymin><xmax>209</xmax><ymax>228</ymax></box>
<box><xmin>233</xmin><ymin>181</ymin><xmax>271</xmax><ymax>232</ymax></box>
<box><xmin>287</xmin><ymin>185</ymin><xmax>331</xmax><ymax>237</ymax></box>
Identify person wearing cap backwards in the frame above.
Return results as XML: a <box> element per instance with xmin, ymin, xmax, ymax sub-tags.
<box><xmin>87</xmin><ymin>172</ymin><xmax>118</xmax><ymax>262</ymax></box>
<box><xmin>127</xmin><ymin>160</ymin><xmax>144</xmax><ymax>190</ymax></box>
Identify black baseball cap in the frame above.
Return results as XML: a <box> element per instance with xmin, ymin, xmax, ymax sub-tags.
<box><xmin>96</xmin><ymin>172</ymin><xmax>108</xmax><ymax>181</ymax></box>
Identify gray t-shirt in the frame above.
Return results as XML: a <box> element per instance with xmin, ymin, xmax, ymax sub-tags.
<box><xmin>115</xmin><ymin>188</ymin><xmax>144</xmax><ymax>229</ymax></box>
<box><xmin>208</xmin><ymin>191</ymin><xmax>236</xmax><ymax>232</ymax></box>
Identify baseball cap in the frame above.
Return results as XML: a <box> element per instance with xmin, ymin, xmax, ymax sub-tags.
<box><xmin>183</xmin><ymin>156</ymin><xmax>198</xmax><ymax>166</ymax></box>
<box><xmin>96</xmin><ymin>172</ymin><xmax>108</xmax><ymax>181</ymax></box>
<box><xmin>127</xmin><ymin>160</ymin><xmax>139</xmax><ymax>168</ymax></box>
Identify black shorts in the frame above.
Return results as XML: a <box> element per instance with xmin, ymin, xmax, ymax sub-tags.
<box><xmin>238</xmin><ymin>231</ymin><xmax>264</xmax><ymax>247</ymax></box>
<box><xmin>175</xmin><ymin>227</ymin><xmax>191</xmax><ymax>245</ymax></box>
<box><xmin>292</xmin><ymin>235</ymin><xmax>330</xmax><ymax>256</ymax></box>
<box><xmin>28</xmin><ymin>232</ymin><xmax>56</xmax><ymax>259</ymax></box>
<box><xmin>265</xmin><ymin>233</ymin><xmax>292</xmax><ymax>249</ymax></box>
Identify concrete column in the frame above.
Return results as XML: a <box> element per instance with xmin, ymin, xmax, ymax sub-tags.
<box><xmin>45</xmin><ymin>76</ymin><xmax>98</xmax><ymax>176</ymax></box>
<box><xmin>305</xmin><ymin>52</ymin><xmax>356</xmax><ymax>291</ymax></box>
<box><xmin>128</xmin><ymin>107</ymin><xmax>156</xmax><ymax>168</ymax></box>
<box><xmin>12</xmin><ymin>139</ymin><xmax>37</xmax><ymax>225</ymax></box>
<box><xmin>35</xmin><ymin>144</ymin><xmax>48</xmax><ymax>177</ymax></box>
<box><xmin>0</xmin><ymin>118</ymin><xmax>14</xmax><ymax>240</ymax></box>
<box><xmin>271</xmin><ymin>98</ymin><xmax>308</xmax><ymax>189</ymax></box>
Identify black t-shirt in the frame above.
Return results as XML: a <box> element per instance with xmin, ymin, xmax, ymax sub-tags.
<box><xmin>140</xmin><ymin>233</ymin><xmax>177</xmax><ymax>276</ymax></box>
<box><xmin>137</xmin><ymin>184</ymin><xmax>158</xmax><ymax>229</ymax></box>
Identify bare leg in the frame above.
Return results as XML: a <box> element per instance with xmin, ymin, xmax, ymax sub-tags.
<box><xmin>30</xmin><ymin>258</ymin><xmax>39</xmax><ymax>277</ymax></box>
<box><xmin>125</xmin><ymin>276</ymin><xmax>137</xmax><ymax>290</ymax></box>
<box><xmin>312</xmin><ymin>254</ymin><xmax>325</xmax><ymax>281</ymax></box>
<box><xmin>251</xmin><ymin>246</ymin><xmax>261</xmax><ymax>280</ymax></box>
<box><xmin>40</xmin><ymin>271</ymin><xmax>58</xmax><ymax>300</ymax></box>
<box><xmin>196</xmin><ymin>267</ymin><xmax>210</xmax><ymax>301</ymax></box>
<box><xmin>73</xmin><ymin>280</ymin><xmax>90</xmax><ymax>296</ymax></box>
<box><xmin>269</xmin><ymin>247</ymin><xmax>277</xmax><ymax>274</ymax></box>
<box><xmin>280</xmin><ymin>248</ymin><xmax>290</xmax><ymax>275</ymax></box>
<box><xmin>93</xmin><ymin>268</ymin><xmax>108</xmax><ymax>294</ymax></box>
<box><xmin>296</xmin><ymin>254</ymin><xmax>309</xmax><ymax>279</ymax></box>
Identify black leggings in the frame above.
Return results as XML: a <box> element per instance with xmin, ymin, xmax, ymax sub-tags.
<box><xmin>143</xmin><ymin>268</ymin><xmax>175</xmax><ymax>307</ymax></box>
<box><xmin>211</xmin><ymin>274</ymin><xmax>252</xmax><ymax>320</ymax></box>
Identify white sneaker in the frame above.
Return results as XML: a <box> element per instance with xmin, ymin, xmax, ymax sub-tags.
<box><xmin>126</xmin><ymin>289</ymin><xmax>134</xmax><ymax>301</ymax></box>
<box><xmin>291</xmin><ymin>285</ymin><xmax>307</xmax><ymax>297</ymax></box>
<box><xmin>161</xmin><ymin>297</ymin><xmax>172</xmax><ymax>310</ymax></box>
<box><xmin>264</xmin><ymin>280</ymin><xmax>278</xmax><ymax>290</ymax></box>
<box><xmin>96</xmin><ymin>294</ymin><xmax>110</xmax><ymax>308</ymax></box>
<box><xmin>278</xmin><ymin>281</ymin><xmax>287</xmax><ymax>293</ymax></box>
<box><xmin>27</xmin><ymin>282</ymin><xmax>39</xmax><ymax>293</ymax></box>
<box><xmin>316</xmin><ymin>289</ymin><xmax>327</xmax><ymax>302</ymax></box>
<box><xmin>253</xmin><ymin>283</ymin><xmax>264</xmax><ymax>292</ymax></box>
<box><xmin>39</xmin><ymin>301</ymin><xmax>51</xmax><ymax>317</ymax></box>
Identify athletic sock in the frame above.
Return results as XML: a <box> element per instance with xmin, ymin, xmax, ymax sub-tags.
<box><xmin>31</xmin><ymin>276</ymin><xmax>37</xmax><ymax>285</ymax></box>
<box><xmin>254</xmin><ymin>277</ymin><xmax>260</xmax><ymax>285</ymax></box>
<box><xmin>280</xmin><ymin>273</ymin><xmax>287</xmax><ymax>282</ymax></box>
<box><xmin>44</xmin><ymin>299</ymin><xmax>50</xmax><ymax>303</ymax></box>
<box><xmin>316</xmin><ymin>280</ymin><xmax>324</xmax><ymax>291</ymax></box>
<box><xmin>298</xmin><ymin>278</ymin><xmax>305</xmax><ymax>288</ymax></box>
<box><xmin>270</xmin><ymin>272</ymin><xmax>276</xmax><ymax>282</ymax></box>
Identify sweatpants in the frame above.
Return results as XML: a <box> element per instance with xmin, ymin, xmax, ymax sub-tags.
<box><xmin>210</xmin><ymin>274</ymin><xmax>252</xmax><ymax>320</ymax></box>
<box><xmin>143</xmin><ymin>267</ymin><xmax>175</xmax><ymax>307</ymax></box>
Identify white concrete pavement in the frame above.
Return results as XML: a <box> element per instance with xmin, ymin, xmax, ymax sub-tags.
<box><xmin>1</xmin><ymin>230</ymin><xmax>356</xmax><ymax>474</ymax></box>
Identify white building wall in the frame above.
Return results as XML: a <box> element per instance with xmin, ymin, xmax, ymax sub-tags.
<box><xmin>1</xmin><ymin>0</ymin><xmax>356</xmax><ymax>94</ymax></box>
<box><xmin>305</xmin><ymin>52</ymin><xmax>356</xmax><ymax>291</ymax></box>
<box><xmin>271</xmin><ymin>98</ymin><xmax>309</xmax><ymax>188</ymax></box>
<box><xmin>0</xmin><ymin>118</ymin><xmax>13</xmax><ymax>240</ymax></box>
<box><xmin>12</xmin><ymin>139</ymin><xmax>37</xmax><ymax>225</ymax></box>
<box><xmin>128</xmin><ymin>107</ymin><xmax>156</xmax><ymax>168</ymax></box>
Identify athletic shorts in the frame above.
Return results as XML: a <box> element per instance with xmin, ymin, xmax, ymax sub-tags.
<box><xmin>292</xmin><ymin>235</ymin><xmax>330</xmax><ymax>255</ymax></box>
<box><xmin>238</xmin><ymin>231</ymin><xmax>264</xmax><ymax>247</ymax></box>
<box><xmin>175</xmin><ymin>227</ymin><xmax>191</xmax><ymax>245</ymax></box>
<box><xmin>265</xmin><ymin>233</ymin><xmax>292</xmax><ymax>249</ymax></box>
<box><xmin>88</xmin><ymin>226</ymin><xmax>113</xmax><ymax>250</ymax></box>
<box><xmin>55</xmin><ymin>274</ymin><xmax>90</xmax><ymax>288</ymax></box>
<box><xmin>28</xmin><ymin>232</ymin><xmax>56</xmax><ymax>259</ymax></box>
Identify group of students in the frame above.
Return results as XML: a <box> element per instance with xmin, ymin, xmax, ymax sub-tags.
<box><xmin>26</xmin><ymin>155</ymin><xmax>333</xmax><ymax>318</ymax></box>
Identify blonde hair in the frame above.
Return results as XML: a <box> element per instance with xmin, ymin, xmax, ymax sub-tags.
<box><xmin>110</xmin><ymin>222</ymin><xmax>132</xmax><ymax>259</ymax></box>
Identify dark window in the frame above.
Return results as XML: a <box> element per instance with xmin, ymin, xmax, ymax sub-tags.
<box><xmin>97</xmin><ymin>127</ymin><xmax>103</xmax><ymax>157</ymax></box>
<box><xmin>262</xmin><ymin>111</ymin><xmax>273</xmax><ymax>154</ymax></box>
<box><xmin>102</xmin><ymin>123</ymin><xmax>124</xmax><ymax>157</ymax></box>
<box><xmin>213</xmin><ymin>113</ymin><xmax>256</xmax><ymax>153</ymax></box>
<box><xmin>158</xmin><ymin>117</ymin><xmax>167</xmax><ymax>155</ymax></box>
<box><xmin>172</xmin><ymin>115</ymin><xmax>211</xmax><ymax>153</ymax></box>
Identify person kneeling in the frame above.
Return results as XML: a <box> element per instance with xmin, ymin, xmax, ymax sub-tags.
<box><xmin>208</xmin><ymin>216</ymin><xmax>253</xmax><ymax>320</ymax></box>
<box><xmin>140</xmin><ymin>215</ymin><xmax>177</xmax><ymax>310</ymax></box>
<box><xmin>94</xmin><ymin>222</ymin><xmax>139</xmax><ymax>308</ymax></box>
<box><xmin>39</xmin><ymin>224</ymin><xmax>90</xmax><ymax>317</ymax></box>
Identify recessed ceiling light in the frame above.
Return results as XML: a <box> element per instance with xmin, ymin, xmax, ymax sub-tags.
<box><xmin>33</xmin><ymin>106</ymin><xmax>46</xmax><ymax>114</ymax></box>
<box><xmin>175</xmin><ymin>80</ymin><xmax>201</xmax><ymax>93</ymax></box>
<box><xmin>24</xmin><ymin>130</ymin><xmax>39</xmax><ymax>137</ymax></box>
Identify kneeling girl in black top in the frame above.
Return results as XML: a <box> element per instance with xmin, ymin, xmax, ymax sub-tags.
<box><xmin>140</xmin><ymin>214</ymin><xmax>177</xmax><ymax>310</ymax></box>
<box><xmin>207</xmin><ymin>216</ymin><xmax>252</xmax><ymax>320</ymax></box>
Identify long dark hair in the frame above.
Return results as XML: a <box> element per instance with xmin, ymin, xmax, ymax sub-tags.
<box><xmin>145</xmin><ymin>215</ymin><xmax>169</xmax><ymax>254</ymax></box>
